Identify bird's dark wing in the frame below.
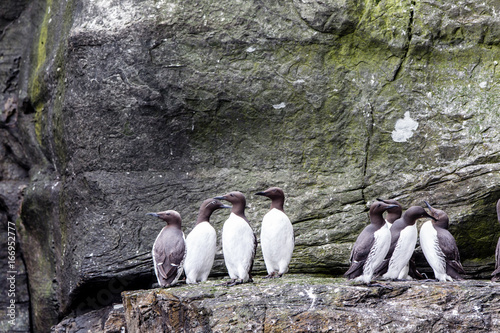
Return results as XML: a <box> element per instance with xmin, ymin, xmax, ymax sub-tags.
<box><xmin>248</xmin><ymin>232</ymin><xmax>257</xmax><ymax>281</ymax></box>
<box><xmin>154</xmin><ymin>228</ymin><xmax>185</xmax><ymax>285</ymax></box>
<box><xmin>387</xmin><ymin>228</ymin><xmax>402</xmax><ymax>259</ymax></box>
<box><xmin>493</xmin><ymin>238</ymin><xmax>500</xmax><ymax>277</ymax></box>
<box><xmin>373</xmin><ymin>259</ymin><xmax>389</xmax><ymax>277</ymax></box>
<box><xmin>408</xmin><ymin>256</ymin><xmax>424</xmax><ymax>279</ymax></box>
<box><xmin>344</xmin><ymin>228</ymin><xmax>374</xmax><ymax>279</ymax></box>
<box><xmin>437</xmin><ymin>229</ymin><xmax>465</xmax><ymax>276</ymax></box>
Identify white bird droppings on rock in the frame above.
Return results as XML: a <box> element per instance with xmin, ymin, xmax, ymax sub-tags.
<box><xmin>391</xmin><ymin>111</ymin><xmax>419</xmax><ymax>142</ymax></box>
<box><xmin>273</xmin><ymin>102</ymin><xmax>286</xmax><ymax>109</ymax></box>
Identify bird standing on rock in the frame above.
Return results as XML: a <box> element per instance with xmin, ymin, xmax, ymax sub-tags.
<box><xmin>344</xmin><ymin>200</ymin><xmax>398</xmax><ymax>284</ymax></box>
<box><xmin>146</xmin><ymin>210</ymin><xmax>186</xmax><ymax>287</ymax></box>
<box><xmin>255</xmin><ymin>187</ymin><xmax>294</xmax><ymax>278</ymax></box>
<box><xmin>419</xmin><ymin>201</ymin><xmax>465</xmax><ymax>282</ymax></box>
<box><xmin>492</xmin><ymin>199</ymin><xmax>500</xmax><ymax>282</ymax></box>
<box><xmin>376</xmin><ymin>206</ymin><xmax>434</xmax><ymax>280</ymax></box>
<box><xmin>184</xmin><ymin>199</ymin><xmax>230</xmax><ymax>284</ymax></box>
<box><xmin>215</xmin><ymin>191</ymin><xmax>257</xmax><ymax>286</ymax></box>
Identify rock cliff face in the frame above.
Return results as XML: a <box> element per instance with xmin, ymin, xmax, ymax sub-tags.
<box><xmin>1</xmin><ymin>0</ymin><xmax>34</xmax><ymax>332</ymax></box>
<box><xmin>1</xmin><ymin>0</ymin><xmax>500</xmax><ymax>331</ymax></box>
<box><xmin>54</xmin><ymin>276</ymin><xmax>500</xmax><ymax>333</ymax></box>
<box><xmin>123</xmin><ymin>277</ymin><xmax>500</xmax><ymax>333</ymax></box>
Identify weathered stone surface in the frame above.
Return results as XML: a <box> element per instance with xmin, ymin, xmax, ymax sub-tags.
<box><xmin>0</xmin><ymin>200</ymin><xmax>31</xmax><ymax>333</ymax></box>
<box><xmin>122</xmin><ymin>276</ymin><xmax>500</xmax><ymax>332</ymax></box>
<box><xmin>51</xmin><ymin>303</ymin><xmax>127</xmax><ymax>333</ymax></box>
<box><xmin>292</xmin><ymin>0</ymin><xmax>364</xmax><ymax>35</ymax></box>
<box><xmin>1</xmin><ymin>0</ymin><xmax>500</xmax><ymax>331</ymax></box>
<box><xmin>0</xmin><ymin>1</ymin><xmax>33</xmax><ymax>332</ymax></box>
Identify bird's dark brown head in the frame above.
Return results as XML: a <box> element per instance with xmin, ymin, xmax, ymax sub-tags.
<box><xmin>197</xmin><ymin>198</ymin><xmax>231</xmax><ymax>223</ymax></box>
<box><xmin>214</xmin><ymin>191</ymin><xmax>247</xmax><ymax>217</ymax></box>
<box><xmin>424</xmin><ymin>201</ymin><xmax>449</xmax><ymax>229</ymax></box>
<box><xmin>369</xmin><ymin>201</ymin><xmax>399</xmax><ymax>215</ymax></box>
<box><xmin>255</xmin><ymin>187</ymin><xmax>285</xmax><ymax>211</ymax></box>
<box><xmin>369</xmin><ymin>200</ymin><xmax>399</xmax><ymax>227</ymax></box>
<box><xmin>377</xmin><ymin>198</ymin><xmax>403</xmax><ymax>223</ymax></box>
<box><xmin>401</xmin><ymin>206</ymin><xmax>435</xmax><ymax>226</ymax></box>
<box><xmin>146</xmin><ymin>210</ymin><xmax>182</xmax><ymax>227</ymax></box>
<box><xmin>255</xmin><ymin>187</ymin><xmax>284</xmax><ymax>199</ymax></box>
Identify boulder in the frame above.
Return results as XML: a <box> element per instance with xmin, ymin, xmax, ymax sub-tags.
<box><xmin>122</xmin><ymin>276</ymin><xmax>500</xmax><ymax>332</ymax></box>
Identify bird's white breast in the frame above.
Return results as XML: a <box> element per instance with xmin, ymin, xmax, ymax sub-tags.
<box><xmin>365</xmin><ymin>224</ymin><xmax>391</xmax><ymax>277</ymax></box>
<box><xmin>385</xmin><ymin>224</ymin><xmax>417</xmax><ymax>279</ymax></box>
<box><xmin>420</xmin><ymin>220</ymin><xmax>448</xmax><ymax>280</ymax></box>
<box><xmin>222</xmin><ymin>213</ymin><xmax>255</xmax><ymax>278</ymax></box>
<box><xmin>260</xmin><ymin>208</ymin><xmax>294</xmax><ymax>273</ymax></box>
<box><xmin>184</xmin><ymin>222</ymin><xmax>217</xmax><ymax>283</ymax></box>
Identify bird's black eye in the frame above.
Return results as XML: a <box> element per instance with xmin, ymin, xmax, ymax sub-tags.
<box><xmin>230</xmin><ymin>194</ymin><xmax>234</xmax><ymax>197</ymax></box>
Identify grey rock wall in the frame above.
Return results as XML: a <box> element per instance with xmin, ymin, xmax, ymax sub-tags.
<box><xmin>1</xmin><ymin>0</ymin><xmax>34</xmax><ymax>332</ymax></box>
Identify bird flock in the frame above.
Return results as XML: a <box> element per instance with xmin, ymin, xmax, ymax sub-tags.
<box><xmin>147</xmin><ymin>191</ymin><xmax>500</xmax><ymax>287</ymax></box>
<box><xmin>146</xmin><ymin>187</ymin><xmax>294</xmax><ymax>287</ymax></box>
<box><xmin>344</xmin><ymin>199</ymin><xmax>467</xmax><ymax>284</ymax></box>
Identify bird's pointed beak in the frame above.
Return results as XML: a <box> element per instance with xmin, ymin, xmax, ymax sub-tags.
<box><xmin>385</xmin><ymin>204</ymin><xmax>399</xmax><ymax>210</ymax></box>
<box><xmin>423</xmin><ymin>201</ymin><xmax>438</xmax><ymax>221</ymax></box>
<box><xmin>214</xmin><ymin>196</ymin><xmax>226</xmax><ymax>200</ymax></box>
<box><xmin>255</xmin><ymin>191</ymin><xmax>266</xmax><ymax>196</ymax></box>
<box><xmin>424</xmin><ymin>201</ymin><xmax>432</xmax><ymax>210</ymax></box>
<box><xmin>146</xmin><ymin>212</ymin><xmax>159</xmax><ymax>217</ymax></box>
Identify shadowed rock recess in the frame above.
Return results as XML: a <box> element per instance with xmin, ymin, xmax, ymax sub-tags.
<box><xmin>1</xmin><ymin>0</ymin><xmax>500</xmax><ymax>331</ymax></box>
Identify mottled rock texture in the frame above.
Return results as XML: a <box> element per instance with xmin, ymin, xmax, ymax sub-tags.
<box><xmin>0</xmin><ymin>0</ymin><xmax>33</xmax><ymax>332</ymax></box>
<box><xmin>121</xmin><ymin>276</ymin><xmax>500</xmax><ymax>332</ymax></box>
<box><xmin>51</xmin><ymin>304</ymin><xmax>126</xmax><ymax>333</ymax></box>
<box><xmin>1</xmin><ymin>0</ymin><xmax>500</xmax><ymax>331</ymax></box>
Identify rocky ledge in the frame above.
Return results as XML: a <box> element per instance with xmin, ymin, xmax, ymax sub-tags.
<box><xmin>53</xmin><ymin>275</ymin><xmax>500</xmax><ymax>332</ymax></box>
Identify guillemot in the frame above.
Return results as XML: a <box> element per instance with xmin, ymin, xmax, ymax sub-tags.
<box><xmin>215</xmin><ymin>191</ymin><xmax>257</xmax><ymax>286</ymax></box>
<box><xmin>377</xmin><ymin>206</ymin><xmax>434</xmax><ymax>280</ymax></box>
<box><xmin>255</xmin><ymin>187</ymin><xmax>294</xmax><ymax>278</ymax></box>
<box><xmin>344</xmin><ymin>200</ymin><xmax>398</xmax><ymax>284</ymax></box>
<box><xmin>146</xmin><ymin>210</ymin><xmax>186</xmax><ymax>287</ymax></box>
<box><xmin>184</xmin><ymin>199</ymin><xmax>230</xmax><ymax>284</ymax></box>
<box><xmin>419</xmin><ymin>201</ymin><xmax>465</xmax><ymax>282</ymax></box>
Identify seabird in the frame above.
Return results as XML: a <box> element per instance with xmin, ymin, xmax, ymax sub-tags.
<box><xmin>215</xmin><ymin>191</ymin><xmax>257</xmax><ymax>286</ymax></box>
<box><xmin>344</xmin><ymin>200</ymin><xmax>398</xmax><ymax>284</ymax></box>
<box><xmin>376</xmin><ymin>206</ymin><xmax>434</xmax><ymax>280</ymax></box>
<box><xmin>255</xmin><ymin>187</ymin><xmax>294</xmax><ymax>278</ymax></box>
<box><xmin>419</xmin><ymin>201</ymin><xmax>465</xmax><ymax>281</ymax></box>
<box><xmin>184</xmin><ymin>199</ymin><xmax>230</xmax><ymax>284</ymax></box>
<box><xmin>146</xmin><ymin>210</ymin><xmax>186</xmax><ymax>287</ymax></box>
